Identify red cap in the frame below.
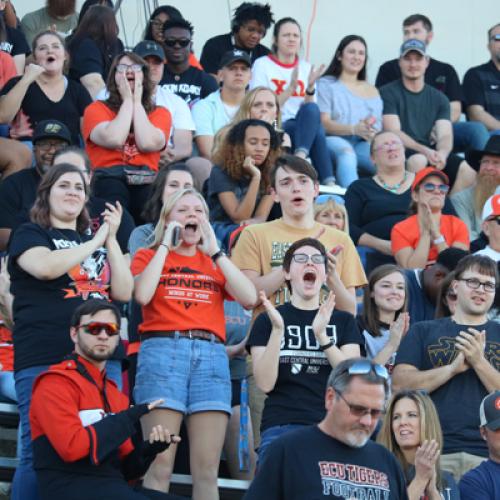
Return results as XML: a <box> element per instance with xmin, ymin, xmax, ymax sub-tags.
<box><xmin>411</xmin><ymin>167</ymin><xmax>449</xmax><ymax>192</ymax></box>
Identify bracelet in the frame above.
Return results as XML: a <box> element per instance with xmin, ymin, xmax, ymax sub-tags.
<box><xmin>319</xmin><ymin>341</ymin><xmax>334</xmax><ymax>351</ymax></box>
<box><xmin>305</xmin><ymin>87</ymin><xmax>315</xmax><ymax>96</ymax></box>
<box><xmin>210</xmin><ymin>249</ymin><xmax>226</xmax><ymax>262</ymax></box>
<box><xmin>433</xmin><ymin>235</ymin><xmax>445</xmax><ymax>245</ymax></box>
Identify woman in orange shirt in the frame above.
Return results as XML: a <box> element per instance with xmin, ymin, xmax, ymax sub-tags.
<box><xmin>131</xmin><ymin>188</ymin><xmax>256</xmax><ymax>499</ymax></box>
<box><xmin>83</xmin><ymin>51</ymin><xmax>171</xmax><ymax>224</ymax></box>
<box><xmin>391</xmin><ymin>167</ymin><xmax>469</xmax><ymax>269</ymax></box>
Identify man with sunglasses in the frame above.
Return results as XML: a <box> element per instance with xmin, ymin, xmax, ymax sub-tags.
<box><xmin>29</xmin><ymin>299</ymin><xmax>184</xmax><ymax>500</ymax></box>
<box><xmin>159</xmin><ymin>18</ymin><xmax>218</xmax><ymax>106</ymax></box>
<box><xmin>244</xmin><ymin>358</ymin><xmax>408</xmax><ymax>499</ymax></box>
<box><xmin>394</xmin><ymin>254</ymin><xmax>500</xmax><ymax>480</ymax></box>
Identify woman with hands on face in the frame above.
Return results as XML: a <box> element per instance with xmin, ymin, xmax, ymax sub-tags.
<box><xmin>246</xmin><ymin>238</ymin><xmax>363</xmax><ymax>464</ymax></box>
<box><xmin>131</xmin><ymin>188</ymin><xmax>256</xmax><ymax>499</ymax></box>
<box><xmin>82</xmin><ymin>51</ymin><xmax>171</xmax><ymax>224</ymax></box>
<box><xmin>208</xmin><ymin>118</ymin><xmax>281</xmax><ymax>249</ymax></box>
<box><xmin>378</xmin><ymin>390</ymin><xmax>460</xmax><ymax>500</ymax></box>
<box><xmin>8</xmin><ymin>163</ymin><xmax>132</xmax><ymax>500</ymax></box>
<box><xmin>391</xmin><ymin>167</ymin><xmax>470</xmax><ymax>269</ymax></box>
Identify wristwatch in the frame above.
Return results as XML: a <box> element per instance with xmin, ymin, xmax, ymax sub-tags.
<box><xmin>305</xmin><ymin>87</ymin><xmax>315</xmax><ymax>96</ymax></box>
<box><xmin>210</xmin><ymin>249</ymin><xmax>226</xmax><ymax>262</ymax></box>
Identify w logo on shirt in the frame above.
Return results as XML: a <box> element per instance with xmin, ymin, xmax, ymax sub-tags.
<box><xmin>427</xmin><ymin>337</ymin><xmax>458</xmax><ymax>367</ymax></box>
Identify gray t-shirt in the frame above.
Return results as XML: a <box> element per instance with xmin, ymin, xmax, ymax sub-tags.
<box><xmin>207</xmin><ymin>164</ymin><xmax>261</xmax><ymax>224</ymax></box>
<box><xmin>450</xmin><ymin>186</ymin><xmax>481</xmax><ymax>240</ymax></box>
<box><xmin>21</xmin><ymin>7</ymin><xmax>78</xmax><ymax>46</ymax></box>
<box><xmin>317</xmin><ymin>76</ymin><xmax>382</xmax><ymax>130</ymax></box>
<box><xmin>380</xmin><ymin>80</ymin><xmax>450</xmax><ymax>147</ymax></box>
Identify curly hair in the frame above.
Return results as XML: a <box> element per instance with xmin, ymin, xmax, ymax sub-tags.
<box><xmin>232</xmin><ymin>2</ymin><xmax>274</xmax><ymax>33</ymax></box>
<box><xmin>212</xmin><ymin>119</ymin><xmax>280</xmax><ymax>192</ymax></box>
<box><xmin>105</xmin><ymin>51</ymin><xmax>156</xmax><ymax>114</ymax></box>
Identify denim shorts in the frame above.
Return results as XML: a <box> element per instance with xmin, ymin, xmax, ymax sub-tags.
<box><xmin>134</xmin><ymin>334</ymin><xmax>231</xmax><ymax>415</ymax></box>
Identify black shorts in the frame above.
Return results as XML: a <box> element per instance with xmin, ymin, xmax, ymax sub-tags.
<box><xmin>405</xmin><ymin>149</ymin><xmax>461</xmax><ymax>187</ymax></box>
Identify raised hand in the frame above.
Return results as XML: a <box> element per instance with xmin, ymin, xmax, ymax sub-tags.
<box><xmin>307</xmin><ymin>64</ymin><xmax>326</xmax><ymax>89</ymax></box>
<box><xmin>133</xmin><ymin>71</ymin><xmax>144</xmax><ymax>103</ymax></box>
<box><xmin>23</xmin><ymin>63</ymin><xmax>45</xmax><ymax>83</ymax></box>
<box><xmin>116</xmin><ymin>72</ymin><xmax>133</xmax><ymax>101</ymax></box>
<box><xmin>287</xmin><ymin>65</ymin><xmax>299</xmax><ymax>94</ymax></box>
<box><xmin>455</xmin><ymin>328</ymin><xmax>486</xmax><ymax>367</ymax></box>
<box><xmin>414</xmin><ymin>439</ymin><xmax>440</xmax><ymax>483</ymax></box>
<box><xmin>450</xmin><ymin>350</ymin><xmax>469</xmax><ymax>375</ymax></box>
<box><xmin>242</xmin><ymin>156</ymin><xmax>261</xmax><ymax>178</ymax></box>
<box><xmin>259</xmin><ymin>290</ymin><xmax>284</xmax><ymax>332</ymax></box>
<box><xmin>102</xmin><ymin>201</ymin><xmax>122</xmax><ymax>239</ymax></box>
<box><xmin>162</xmin><ymin>221</ymin><xmax>183</xmax><ymax>251</ymax></box>
<box><xmin>312</xmin><ymin>291</ymin><xmax>335</xmax><ymax>340</ymax></box>
<box><xmin>197</xmin><ymin>218</ymin><xmax>219</xmax><ymax>256</ymax></box>
<box><xmin>325</xmin><ymin>245</ymin><xmax>342</xmax><ymax>290</ymax></box>
<box><xmin>93</xmin><ymin>222</ymin><xmax>110</xmax><ymax>248</ymax></box>
<box><xmin>0</xmin><ymin>256</ymin><xmax>10</xmax><ymax>298</ymax></box>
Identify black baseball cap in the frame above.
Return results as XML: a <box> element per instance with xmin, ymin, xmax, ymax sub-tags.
<box><xmin>220</xmin><ymin>49</ymin><xmax>252</xmax><ymax>68</ymax></box>
<box><xmin>133</xmin><ymin>40</ymin><xmax>165</xmax><ymax>62</ymax></box>
<box><xmin>32</xmin><ymin>120</ymin><xmax>72</xmax><ymax>145</ymax></box>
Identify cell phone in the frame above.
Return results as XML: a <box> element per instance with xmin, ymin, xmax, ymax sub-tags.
<box><xmin>331</xmin><ymin>245</ymin><xmax>343</xmax><ymax>256</ymax></box>
<box><xmin>171</xmin><ymin>226</ymin><xmax>181</xmax><ymax>247</ymax></box>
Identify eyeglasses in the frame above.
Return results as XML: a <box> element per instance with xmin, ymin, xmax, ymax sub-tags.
<box><xmin>486</xmin><ymin>217</ymin><xmax>500</xmax><ymax>225</ymax></box>
<box><xmin>420</xmin><ymin>182</ymin><xmax>449</xmax><ymax>194</ymax></box>
<box><xmin>77</xmin><ymin>322</ymin><xmax>120</xmax><ymax>337</ymax></box>
<box><xmin>490</xmin><ymin>34</ymin><xmax>500</xmax><ymax>41</ymax></box>
<box><xmin>116</xmin><ymin>63</ymin><xmax>143</xmax><ymax>73</ymax></box>
<box><xmin>336</xmin><ymin>390</ymin><xmax>385</xmax><ymax>419</ymax></box>
<box><xmin>373</xmin><ymin>141</ymin><xmax>403</xmax><ymax>152</ymax></box>
<box><xmin>150</xmin><ymin>20</ymin><xmax>164</xmax><ymax>28</ymax></box>
<box><xmin>315</xmin><ymin>194</ymin><xmax>345</xmax><ymax>205</ymax></box>
<box><xmin>164</xmin><ymin>38</ymin><xmax>191</xmax><ymax>48</ymax></box>
<box><xmin>291</xmin><ymin>253</ymin><xmax>326</xmax><ymax>264</ymax></box>
<box><xmin>35</xmin><ymin>141</ymin><xmax>65</xmax><ymax>151</ymax></box>
<box><xmin>458</xmin><ymin>277</ymin><xmax>496</xmax><ymax>293</ymax></box>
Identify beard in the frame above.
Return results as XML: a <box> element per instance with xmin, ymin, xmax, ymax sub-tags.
<box><xmin>474</xmin><ymin>173</ymin><xmax>499</xmax><ymax>216</ymax></box>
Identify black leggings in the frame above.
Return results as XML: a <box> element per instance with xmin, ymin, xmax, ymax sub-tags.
<box><xmin>93</xmin><ymin>174</ymin><xmax>152</xmax><ymax>225</ymax></box>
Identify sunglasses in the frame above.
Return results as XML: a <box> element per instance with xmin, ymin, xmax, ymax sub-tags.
<box><xmin>315</xmin><ymin>194</ymin><xmax>345</xmax><ymax>205</ymax></box>
<box><xmin>292</xmin><ymin>253</ymin><xmax>326</xmax><ymax>264</ymax></box>
<box><xmin>164</xmin><ymin>38</ymin><xmax>191</xmax><ymax>48</ymax></box>
<box><xmin>345</xmin><ymin>359</ymin><xmax>389</xmax><ymax>379</ymax></box>
<box><xmin>420</xmin><ymin>182</ymin><xmax>449</xmax><ymax>194</ymax></box>
<box><xmin>77</xmin><ymin>322</ymin><xmax>120</xmax><ymax>337</ymax></box>
<box><xmin>336</xmin><ymin>391</ymin><xmax>385</xmax><ymax>419</ymax></box>
<box><xmin>487</xmin><ymin>217</ymin><xmax>500</xmax><ymax>225</ymax></box>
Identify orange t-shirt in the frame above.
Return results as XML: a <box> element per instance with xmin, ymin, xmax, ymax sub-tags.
<box><xmin>391</xmin><ymin>214</ymin><xmax>470</xmax><ymax>264</ymax></box>
<box><xmin>0</xmin><ymin>323</ymin><xmax>14</xmax><ymax>372</ymax></box>
<box><xmin>0</xmin><ymin>52</ymin><xmax>17</xmax><ymax>90</ymax></box>
<box><xmin>82</xmin><ymin>100</ymin><xmax>171</xmax><ymax>171</ymax></box>
<box><xmin>131</xmin><ymin>249</ymin><xmax>229</xmax><ymax>341</ymax></box>
<box><xmin>188</xmin><ymin>53</ymin><xmax>202</xmax><ymax>70</ymax></box>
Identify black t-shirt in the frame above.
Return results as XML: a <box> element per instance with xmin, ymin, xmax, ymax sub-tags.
<box><xmin>0</xmin><ymin>76</ymin><xmax>92</xmax><ymax>144</ymax></box>
<box><xmin>0</xmin><ymin>26</ymin><xmax>30</xmax><ymax>57</ymax></box>
<box><xmin>200</xmin><ymin>32</ymin><xmax>270</xmax><ymax>75</ymax></box>
<box><xmin>244</xmin><ymin>425</ymin><xmax>408</xmax><ymax>500</ymax></box>
<box><xmin>68</xmin><ymin>36</ymin><xmax>124</xmax><ymax>81</ymax></box>
<box><xmin>375</xmin><ymin>57</ymin><xmax>463</xmax><ymax>102</ymax></box>
<box><xmin>247</xmin><ymin>303</ymin><xmax>362</xmax><ymax>432</ymax></box>
<box><xmin>8</xmin><ymin>223</ymin><xmax>112</xmax><ymax>371</ymax></box>
<box><xmin>344</xmin><ymin>177</ymin><xmax>456</xmax><ymax>244</ymax></box>
<box><xmin>395</xmin><ymin>317</ymin><xmax>500</xmax><ymax>456</ymax></box>
<box><xmin>463</xmin><ymin>60</ymin><xmax>500</xmax><ymax>120</ymax></box>
<box><xmin>159</xmin><ymin>65</ymin><xmax>219</xmax><ymax>106</ymax></box>
<box><xmin>0</xmin><ymin>168</ymin><xmax>135</xmax><ymax>253</ymax></box>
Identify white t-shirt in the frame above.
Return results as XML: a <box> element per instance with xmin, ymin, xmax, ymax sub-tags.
<box><xmin>250</xmin><ymin>54</ymin><xmax>313</xmax><ymax>122</ymax></box>
<box><xmin>475</xmin><ymin>245</ymin><xmax>500</xmax><ymax>262</ymax></box>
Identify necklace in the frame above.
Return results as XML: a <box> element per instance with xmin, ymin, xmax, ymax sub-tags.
<box><xmin>376</xmin><ymin>171</ymin><xmax>407</xmax><ymax>193</ymax></box>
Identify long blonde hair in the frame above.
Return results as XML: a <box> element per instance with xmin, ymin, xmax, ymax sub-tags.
<box><xmin>377</xmin><ymin>390</ymin><xmax>443</xmax><ymax>489</ymax></box>
<box><xmin>151</xmin><ymin>188</ymin><xmax>209</xmax><ymax>249</ymax></box>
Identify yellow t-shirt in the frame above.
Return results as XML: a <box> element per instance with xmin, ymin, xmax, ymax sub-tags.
<box><xmin>231</xmin><ymin>218</ymin><xmax>367</xmax><ymax>316</ymax></box>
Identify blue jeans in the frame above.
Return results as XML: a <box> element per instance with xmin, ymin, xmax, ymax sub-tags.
<box><xmin>12</xmin><ymin>365</ymin><xmax>50</xmax><ymax>500</ymax></box>
<box><xmin>257</xmin><ymin>424</ymin><xmax>306</xmax><ymax>466</ymax></box>
<box><xmin>105</xmin><ymin>359</ymin><xmax>123</xmax><ymax>391</ymax></box>
<box><xmin>325</xmin><ymin>135</ymin><xmax>376</xmax><ymax>187</ymax></box>
<box><xmin>0</xmin><ymin>371</ymin><xmax>17</xmax><ymax>402</ymax></box>
<box><xmin>283</xmin><ymin>103</ymin><xmax>334</xmax><ymax>183</ymax></box>
<box><xmin>452</xmin><ymin>121</ymin><xmax>489</xmax><ymax>153</ymax></box>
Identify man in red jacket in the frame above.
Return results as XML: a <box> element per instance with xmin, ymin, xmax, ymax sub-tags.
<box><xmin>30</xmin><ymin>299</ymin><xmax>184</xmax><ymax>500</ymax></box>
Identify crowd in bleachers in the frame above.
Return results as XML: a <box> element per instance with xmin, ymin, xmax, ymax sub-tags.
<box><xmin>0</xmin><ymin>1</ymin><xmax>499</xmax><ymax>499</ymax></box>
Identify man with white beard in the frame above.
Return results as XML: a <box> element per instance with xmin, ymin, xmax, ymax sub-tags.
<box><xmin>451</xmin><ymin>136</ymin><xmax>500</xmax><ymax>241</ymax></box>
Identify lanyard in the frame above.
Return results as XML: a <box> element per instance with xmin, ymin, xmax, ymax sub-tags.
<box><xmin>238</xmin><ymin>377</ymin><xmax>250</xmax><ymax>472</ymax></box>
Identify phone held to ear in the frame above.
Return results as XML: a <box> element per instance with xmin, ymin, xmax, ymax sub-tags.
<box><xmin>171</xmin><ymin>226</ymin><xmax>181</xmax><ymax>248</ymax></box>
